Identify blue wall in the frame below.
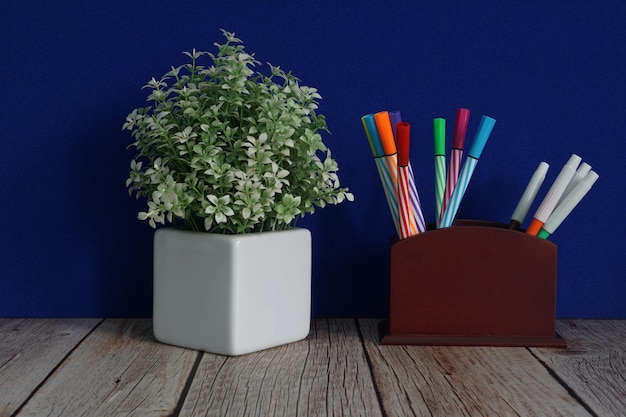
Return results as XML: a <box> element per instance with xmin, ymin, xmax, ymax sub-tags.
<box><xmin>1</xmin><ymin>1</ymin><xmax>624</xmax><ymax>318</ymax></box>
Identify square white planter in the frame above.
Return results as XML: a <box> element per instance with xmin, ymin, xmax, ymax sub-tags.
<box><xmin>152</xmin><ymin>227</ymin><xmax>311</xmax><ymax>356</ymax></box>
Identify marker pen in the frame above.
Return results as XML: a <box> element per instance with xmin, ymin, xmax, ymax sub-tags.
<box><xmin>396</xmin><ymin>122</ymin><xmax>418</xmax><ymax>239</ymax></box>
<box><xmin>374</xmin><ymin>111</ymin><xmax>398</xmax><ymax>155</ymax></box>
<box><xmin>526</xmin><ymin>154</ymin><xmax>581</xmax><ymax>236</ymax></box>
<box><xmin>361</xmin><ymin>113</ymin><xmax>400</xmax><ymax>234</ymax></box>
<box><xmin>433</xmin><ymin>118</ymin><xmax>446</xmax><ymax>228</ymax></box>
<box><xmin>439</xmin><ymin>115</ymin><xmax>496</xmax><ymax>228</ymax></box>
<box><xmin>508</xmin><ymin>162</ymin><xmax>549</xmax><ymax>230</ymax></box>
<box><xmin>439</xmin><ymin>108</ymin><xmax>470</xmax><ymax>226</ymax></box>
<box><xmin>537</xmin><ymin>170</ymin><xmax>599</xmax><ymax>239</ymax></box>
<box><xmin>361</xmin><ymin>114</ymin><xmax>385</xmax><ymax>157</ymax></box>
<box><xmin>560</xmin><ymin>161</ymin><xmax>591</xmax><ymax>204</ymax></box>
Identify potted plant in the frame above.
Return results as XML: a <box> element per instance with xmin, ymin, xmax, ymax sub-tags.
<box><xmin>123</xmin><ymin>30</ymin><xmax>353</xmax><ymax>356</ymax></box>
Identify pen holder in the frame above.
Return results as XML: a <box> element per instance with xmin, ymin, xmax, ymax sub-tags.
<box><xmin>379</xmin><ymin>220</ymin><xmax>566</xmax><ymax>347</ymax></box>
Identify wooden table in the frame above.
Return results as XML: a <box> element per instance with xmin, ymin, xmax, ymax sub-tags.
<box><xmin>1</xmin><ymin>319</ymin><xmax>624</xmax><ymax>416</ymax></box>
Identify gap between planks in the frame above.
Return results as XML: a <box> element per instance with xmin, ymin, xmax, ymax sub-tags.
<box><xmin>0</xmin><ymin>318</ymin><xmax>103</xmax><ymax>416</ymax></box>
<box><xmin>357</xmin><ymin>319</ymin><xmax>593</xmax><ymax>417</ymax></box>
<box><xmin>2</xmin><ymin>319</ymin><xmax>625</xmax><ymax>417</ymax></box>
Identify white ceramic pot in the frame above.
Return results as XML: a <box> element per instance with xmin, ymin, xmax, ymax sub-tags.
<box><xmin>152</xmin><ymin>227</ymin><xmax>311</xmax><ymax>356</ymax></box>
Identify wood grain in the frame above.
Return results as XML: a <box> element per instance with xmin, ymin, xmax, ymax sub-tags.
<box><xmin>179</xmin><ymin>319</ymin><xmax>383</xmax><ymax>417</ymax></box>
<box><xmin>531</xmin><ymin>320</ymin><xmax>626</xmax><ymax>416</ymax></box>
<box><xmin>0</xmin><ymin>318</ymin><xmax>101</xmax><ymax>416</ymax></box>
<box><xmin>358</xmin><ymin>319</ymin><xmax>590</xmax><ymax>417</ymax></box>
<box><xmin>14</xmin><ymin>319</ymin><xmax>198</xmax><ymax>417</ymax></box>
<box><xmin>3</xmin><ymin>319</ymin><xmax>626</xmax><ymax>417</ymax></box>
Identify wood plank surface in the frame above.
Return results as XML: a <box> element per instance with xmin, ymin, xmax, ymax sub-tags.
<box><xmin>0</xmin><ymin>318</ymin><xmax>101</xmax><ymax>416</ymax></box>
<box><xmin>358</xmin><ymin>319</ymin><xmax>590</xmax><ymax>417</ymax></box>
<box><xmin>531</xmin><ymin>320</ymin><xmax>626</xmax><ymax>417</ymax></box>
<box><xmin>2</xmin><ymin>318</ymin><xmax>626</xmax><ymax>417</ymax></box>
<box><xmin>14</xmin><ymin>318</ymin><xmax>198</xmax><ymax>417</ymax></box>
<box><xmin>179</xmin><ymin>319</ymin><xmax>383</xmax><ymax>417</ymax></box>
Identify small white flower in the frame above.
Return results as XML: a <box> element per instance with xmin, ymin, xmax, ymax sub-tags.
<box><xmin>204</xmin><ymin>194</ymin><xmax>234</xmax><ymax>224</ymax></box>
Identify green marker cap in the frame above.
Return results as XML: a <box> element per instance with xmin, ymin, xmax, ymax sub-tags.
<box><xmin>433</xmin><ymin>118</ymin><xmax>446</xmax><ymax>155</ymax></box>
<box><xmin>536</xmin><ymin>228</ymin><xmax>551</xmax><ymax>239</ymax></box>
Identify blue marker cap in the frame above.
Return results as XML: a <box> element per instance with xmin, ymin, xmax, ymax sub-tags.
<box><xmin>363</xmin><ymin>114</ymin><xmax>385</xmax><ymax>157</ymax></box>
<box><xmin>467</xmin><ymin>115</ymin><xmax>496</xmax><ymax>159</ymax></box>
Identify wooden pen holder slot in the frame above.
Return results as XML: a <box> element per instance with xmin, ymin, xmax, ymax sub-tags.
<box><xmin>380</xmin><ymin>220</ymin><xmax>566</xmax><ymax>347</ymax></box>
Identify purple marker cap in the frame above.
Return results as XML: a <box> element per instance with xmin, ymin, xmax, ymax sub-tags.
<box><xmin>389</xmin><ymin>111</ymin><xmax>402</xmax><ymax>142</ymax></box>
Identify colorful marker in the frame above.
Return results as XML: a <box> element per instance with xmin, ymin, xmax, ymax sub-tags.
<box><xmin>361</xmin><ymin>114</ymin><xmax>400</xmax><ymax>235</ymax></box>
<box><xmin>361</xmin><ymin>114</ymin><xmax>384</xmax><ymax>156</ymax></box>
<box><xmin>439</xmin><ymin>115</ymin><xmax>496</xmax><ymax>228</ymax></box>
<box><xmin>508</xmin><ymin>161</ymin><xmax>549</xmax><ymax>230</ymax></box>
<box><xmin>396</xmin><ymin>122</ymin><xmax>419</xmax><ymax>239</ymax></box>
<box><xmin>376</xmin><ymin>111</ymin><xmax>425</xmax><ymax>234</ymax></box>
<box><xmin>537</xmin><ymin>170</ymin><xmax>599</xmax><ymax>239</ymax></box>
<box><xmin>526</xmin><ymin>154</ymin><xmax>582</xmax><ymax>236</ymax></box>
<box><xmin>374</xmin><ymin>112</ymin><xmax>398</xmax><ymax>154</ymax></box>
<box><xmin>433</xmin><ymin>118</ymin><xmax>446</xmax><ymax>228</ymax></box>
<box><xmin>374</xmin><ymin>111</ymin><xmax>404</xmax><ymax>235</ymax></box>
<box><xmin>439</xmin><ymin>108</ymin><xmax>470</xmax><ymax>226</ymax></box>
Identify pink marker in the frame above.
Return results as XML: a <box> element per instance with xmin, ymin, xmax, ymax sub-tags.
<box><xmin>439</xmin><ymin>108</ymin><xmax>470</xmax><ymax>227</ymax></box>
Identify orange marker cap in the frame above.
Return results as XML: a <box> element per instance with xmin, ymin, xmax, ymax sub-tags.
<box><xmin>373</xmin><ymin>111</ymin><xmax>397</xmax><ymax>155</ymax></box>
<box><xmin>526</xmin><ymin>218</ymin><xmax>544</xmax><ymax>236</ymax></box>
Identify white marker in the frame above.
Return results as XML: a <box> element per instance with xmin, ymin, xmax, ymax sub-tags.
<box><xmin>508</xmin><ymin>161</ymin><xmax>549</xmax><ymax>230</ymax></box>
<box><xmin>527</xmin><ymin>154</ymin><xmax>581</xmax><ymax>236</ymax></box>
<box><xmin>537</xmin><ymin>170</ymin><xmax>599</xmax><ymax>239</ymax></box>
<box><xmin>560</xmin><ymin>161</ymin><xmax>591</xmax><ymax>203</ymax></box>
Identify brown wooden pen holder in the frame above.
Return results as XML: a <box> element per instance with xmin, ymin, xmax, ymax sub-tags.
<box><xmin>379</xmin><ymin>220</ymin><xmax>566</xmax><ymax>347</ymax></box>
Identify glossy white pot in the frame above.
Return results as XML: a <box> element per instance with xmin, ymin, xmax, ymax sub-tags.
<box><xmin>152</xmin><ymin>227</ymin><xmax>311</xmax><ymax>356</ymax></box>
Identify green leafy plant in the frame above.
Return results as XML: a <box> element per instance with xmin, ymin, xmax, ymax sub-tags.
<box><xmin>124</xmin><ymin>30</ymin><xmax>353</xmax><ymax>234</ymax></box>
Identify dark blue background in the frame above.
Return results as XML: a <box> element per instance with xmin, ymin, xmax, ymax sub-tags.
<box><xmin>1</xmin><ymin>1</ymin><xmax>624</xmax><ymax>318</ymax></box>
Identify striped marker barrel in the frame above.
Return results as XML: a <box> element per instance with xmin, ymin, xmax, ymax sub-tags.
<box><xmin>407</xmin><ymin>163</ymin><xmax>426</xmax><ymax>233</ymax></box>
<box><xmin>440</xmin><ymin>157</ymin><xmax>478</xmax><ymax>228</ymax></box>
<box><xmin>374</xmin><ymin>154</ymin><xmax>400</xmax><ymax>235</ymax></box>
<box><xmin>398</xmin><ymin>165</ymin><xmax>418</xmax><ymax>239</ymax></box>
<box><xmin>434</xmin><ymin>155</ymin><xmax>446</xmax><ymax>228</ymax></box>
<box><xmin>439</xmin><ymin>148</ymin><xmax>463</xmax><ymax>225</ymax></box>
<box><xmin>361</xmin><ymin>113</ymin><xmax>401</xmax><ymax>235</ymax></box>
